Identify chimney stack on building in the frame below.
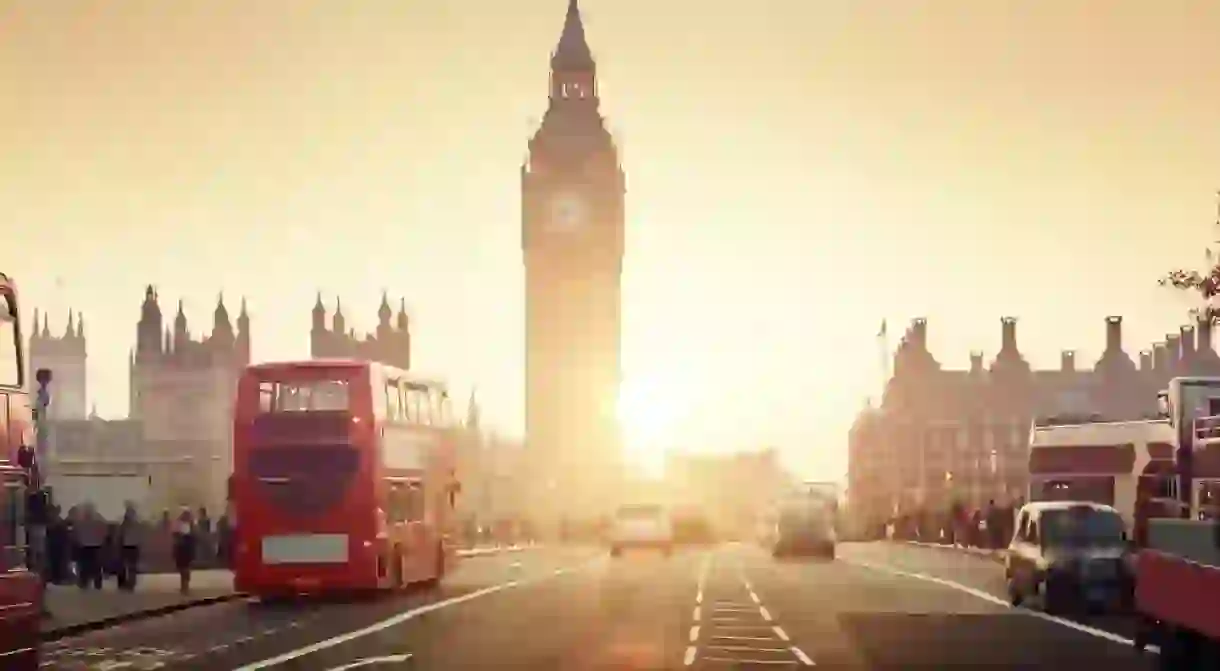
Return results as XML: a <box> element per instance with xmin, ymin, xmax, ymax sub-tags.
<box><xmin>1060</xmin><ymin>350</ymin><xmax>1076</xmax><ymax>372</ymax></box>
<box><xmin>1153</xmin><ymin>343</ymin><xmax>1168</xmax><ymax>372</ymax></box>
<box><xmin>1105</xmin><ymin>316</ymin><xmax>1122</xmax><ymax>351</ymax></box>
<box><xmin>1166</xmin><ymin>333</ymin><xmax>1182</xmax><ymax>368</ymax></box>
<box><xmin>1139</xmin><ymin>350</ymin><xmax>1153</xmax><ymax>372</ymax></box>
<box><xmin>969</xmin><ymin>351</ymin><xmax>984</xmax><ymax>374</ymax></box>
<box><xmin>1198</xmin><ymin>312</ymin><xmax>1214</xmax><ymax>354</ymax></box>
<box><xmin>1001</xmin><ymin>317</ymin><xmax>1018</xmax><ymax>351</ymax></box>
<box><xmin>1180</xmin><ymin>325</ymin><xmax>1196</xmax><ymax>362</ymax></box>
<box><xmin>911</xmin><ymin>318</ymin><xmax>927</xmax><ymax>350</ymax></box>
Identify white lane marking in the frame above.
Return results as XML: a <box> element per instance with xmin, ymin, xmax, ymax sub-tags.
<box><xmin>696</xmin><ymin>551</ymin><xmax>712</xmax><ymax>604</ymax></box>
<box><xmin>326</xmin><ymin>654</ymin><xmax>413</xmax><ymax>670</ymax></box>
<box><xmin>233</xmin><ymin>559</ymin><xmax>597</xmax><ymax>670</ymax></box>
<box><xmin>689</xmin><ymin>625</ymin><xmax>700</xmax><ymax>642</ymax></box>
<box><xmin>684</xmin><ymin>646</ymin><xmax>697</xmax><ymax>666</ymax></box>
<box><xmin>749</xmin><ymin>591</ymin><xmax>762</xmax><ymax>604</ymax></box>
<box><xmin>847</xmin><ymin>559</ymin><xmax>1160</xmax><ymax>654</ymax></box>
<box><xmin>710</xmin><ymin>645</ymin><xmax>791</xmax><ymax>653</ymax></box>
<box><xmin>791</xmin><ymin>646</ymin><xmax>815</xmax><ymax>665</ymax></box>
<box><xmin>712</xmin><ymin>635</ymin><xmax>776</xmax><ymax>642</ymax></box>
<box><xmin>702</xmin><ymin>657</ymin><xmax>797</xmax><ymax>665</ymax></box>
<box><xmin>759</xmin><ymin>606</ymin><xmax>774</xmax><ymax>621</ymax></box>
<box><xmin>713</xmin><ymin>606</ymin><xmax>757</xmax><ymax>612</ymax></box>
<box><xmin>773</xmin><ymin>626</ymin><xmax>790</xmax><ymax>641</ymax></box>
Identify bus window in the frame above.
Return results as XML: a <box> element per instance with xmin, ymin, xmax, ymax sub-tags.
<box><xmin>385</xmin><ymin>380</ymin><xmax>402</xmax><ymax>421</ymax></box>
<box><xmin>405</xmin><ymin>384</ymin><xmax>429</xmax><ymax>425</ymax></box>
<box><xmin>0</xmin><ymin>292</ymin><xmax>19</xmax><ymax>387</ymax></box>
<box><xmin>387</xmin><ymin>482</ymin><xmax>407</xmax><ymax>523</ymax></box>
<box><xmin>438</xmin><ymin>392</ymin><xmax>453</xmax><ymax>427</ymax></box>
<box><xmin>261</xmin><ymin>380</ymin><xmax>350</xmax><ymax>412</ymax></box>
<box><xmin>406</xmin><ymin>484</ymin><xmax>425</xmax><ymax>522</ymax></box>
<box><xmin>0</xmin><ymin>478</ymin><xmax>26</xmax><ymax>569</ymax></box>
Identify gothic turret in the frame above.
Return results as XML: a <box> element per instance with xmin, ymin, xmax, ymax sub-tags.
<box><xmin>309</xmin><ymin>293</ymin><xmax>412</xmax><ymax>369</ymax></box>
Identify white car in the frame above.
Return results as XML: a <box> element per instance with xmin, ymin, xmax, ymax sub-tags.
<box><xmin>609</xmin><ymin>504</ymin><xmax>673</xmax><ymax>557</ymax></box>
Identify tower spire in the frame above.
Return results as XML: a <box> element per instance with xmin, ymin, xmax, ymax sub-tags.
<box><xmin>551</xmin><ymin>0</ymin><xmax>594</xmax><ymax>73</ymax></box>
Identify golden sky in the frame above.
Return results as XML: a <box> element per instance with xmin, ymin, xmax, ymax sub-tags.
<box><xmin>2</xmin><ymin>0</ymin><xmax>1219</xmax><ymax>480</ymax></box>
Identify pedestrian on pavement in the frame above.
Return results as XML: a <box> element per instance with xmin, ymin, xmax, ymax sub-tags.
<box><xmin>172</xmin><ymin>507</ymin><xmax>197</xmax><ymax>594</ymax></box>
<box><xmin>74</xmin><ymin>502</ymin><xmax>107</xmax><ymax>590</ymax></box>
<box><xmin>45</xmin><ymin>504</ymin><xmax>67</xmax><ymax>584</ymax></box>
<box><xmin>117</xmin><ymin>501</ymin><xmax>143</xmax><ymax>591</ymax></box>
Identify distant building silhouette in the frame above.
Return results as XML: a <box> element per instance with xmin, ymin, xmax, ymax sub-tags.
<box><xmin>128</xmin><ymin>286</ymin><xmax>250</xmax><ymax>510</ymax></box>
<box><xmin>847</xmin><ymin>314</ymin><xmax>1220</xmax><ymax>529</ymax></box>
<box><xmin>309</xmin><ymin>292</ymin><xmax>411</xmax><ymax>370</ymax></box>
<box><xmin>28</xmin><ymin>308</ymin><xmax>87</xmax><ymax>420</ymax></box>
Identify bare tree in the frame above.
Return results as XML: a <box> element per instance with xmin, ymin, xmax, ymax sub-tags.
<box><xmin>1160</xmin><ymin>193</ymin><xmax>1220</xmax><ymax>323</ymax></box>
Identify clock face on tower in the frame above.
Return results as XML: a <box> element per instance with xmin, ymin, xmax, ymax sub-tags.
<box><xmin>547</xmin><ymin>192</ymin><xmax>588</xmax><ymax>233</ymax></box>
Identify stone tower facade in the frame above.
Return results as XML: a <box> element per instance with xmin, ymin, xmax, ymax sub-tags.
<box><xmin>29</xmin><ymin>309</ymin><xmax>87</xmax><ymax>420</ymax></box>
<box><xmin>522</xmin><ymin>0</ymin><xmax>626</xmax><ymax>522</ymax></box>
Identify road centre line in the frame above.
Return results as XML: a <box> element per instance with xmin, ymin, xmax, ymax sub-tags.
<box><xmin>845</xmin><ymin>559</ymin><xmax>1160</xmax><ymax>655</ymax></box>
<box><xmin>232</xmin><ymin>558</ymin><xmax>600</xmax><ymax>670</ymax></box>
<box><xmin>326</xmin><ymin>656</ymin><xmax>412</xmax><ymax>670</ymax></box>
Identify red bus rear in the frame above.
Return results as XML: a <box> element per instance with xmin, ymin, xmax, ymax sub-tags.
<box><xmin>0</xmin><ymin>273</ymin><xmax>41</xmax><ymax>669</ymax></box>
<box><xmin>232</xmin><ymin>359</ymin><xmax>460</xmax><ymax>597</ymax></box>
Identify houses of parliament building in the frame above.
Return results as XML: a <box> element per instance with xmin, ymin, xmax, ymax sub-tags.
<box><xmin>848</xmin><ymin>314</ymin><xmax>1220</xmax><ymax>529</ymax></box>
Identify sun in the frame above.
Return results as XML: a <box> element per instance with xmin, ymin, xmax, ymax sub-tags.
<box><xmin>616</xmin><ymin>375</ymin><xmax>693</xmax><ymax>475</ymax></box>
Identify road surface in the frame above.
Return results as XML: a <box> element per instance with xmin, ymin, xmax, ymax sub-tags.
<box><xmin>43</xmin><ymin>543</ymin><xmax>1158</xmax><ymax>669</ymax></box>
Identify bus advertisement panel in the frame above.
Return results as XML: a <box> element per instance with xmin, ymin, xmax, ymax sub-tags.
<box><xmin>232</xmin><ymin>360</ymin><xmax>460</xmax><ymax>597</ymax></box>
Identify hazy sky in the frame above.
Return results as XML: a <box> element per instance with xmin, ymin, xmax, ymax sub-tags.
<box><xmin>2</xmin><ymin>0</ymin><xmax>1219</xmax><ymax>480</ymax></box>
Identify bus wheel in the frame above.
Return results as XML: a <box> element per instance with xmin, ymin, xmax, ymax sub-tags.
<box><xmin>422</xmin><ymin>542</ymin><xmax>444</xmax><ymax>589</ymax></box>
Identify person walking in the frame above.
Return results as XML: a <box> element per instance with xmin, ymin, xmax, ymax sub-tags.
<box><xmin>74</xmin><ymin>502</ymin><xmax>106</xmax><ymax>590</ymax></box>
<box><xmin>117</xmin><ymin>501</ymin><xmax>143</xmax><ymax>591</ymax></box>
<box><xmin>172</xmin><ymin>508</ymin><xmax>196</xmax><ymax>594</ymax></box>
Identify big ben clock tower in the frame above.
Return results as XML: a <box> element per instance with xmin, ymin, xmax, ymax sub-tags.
<box><xmin>522</xmin><ymin>0</ymin><xmax>625</xmax><ymax>530</ymax></box>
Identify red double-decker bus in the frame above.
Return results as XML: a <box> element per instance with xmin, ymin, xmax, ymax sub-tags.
<box><xmin>232</xmin><ymin>359</ymin><xmax>462</xmax><ymax>597</ymax></box>
<box><xmin>0</xmin><ymin>273</ymin><xmax>41</xmax><ymax>668</ymax></box>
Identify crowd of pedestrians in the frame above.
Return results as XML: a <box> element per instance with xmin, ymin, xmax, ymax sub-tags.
<box><xmin>887</xmin><ymin>497</ymin><xmax>1023</xmax><ymax>550</ymax></box>
<box><xmin>37</xmin><ymin>500</ymin><xmax>234</xmax><ymax>595</ymax></box>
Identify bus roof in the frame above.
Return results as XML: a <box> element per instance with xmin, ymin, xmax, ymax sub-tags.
<box><xmin>246</xmin><ymin>359</ymin><xmax>448</xmax><ymax>390</ymax></box>
<box><xmin>1029</xmin><ymin>418</ymin><xmax>1172</xmax><ymax>449</ymax></box>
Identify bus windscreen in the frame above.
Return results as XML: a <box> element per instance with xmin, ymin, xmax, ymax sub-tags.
<box><xmin>259</xmin><ymin>380</ymin><xmax>351</xmax><ymax>413</ymax></box>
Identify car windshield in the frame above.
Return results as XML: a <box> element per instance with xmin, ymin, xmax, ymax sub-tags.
<box><xmin>1041</xmin><ymin>507</ymin><xmax>1125</xmax><ymax>548</ymax></box>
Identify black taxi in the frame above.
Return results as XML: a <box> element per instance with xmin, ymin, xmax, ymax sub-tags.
<box><xmin>1005</xmin><ymin>501</ymin><xmax>1133</xmax><ymax>614</ymax></box>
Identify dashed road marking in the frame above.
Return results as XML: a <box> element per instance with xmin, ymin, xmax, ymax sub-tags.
<box><xmin>696</xmin><ymin>552</ymin><xmax>711</xmax><ymax>605</ymax></box>
<box><xmin>791</xmin><ymin>646</ymin><xmax>815</xmax><ymax>665</ymax></box>
<box><xmin>749</xmin><ymin>591</ymin><xmax>761</xmax><ymax>604</ymax></box>
<box><xmin>684</xmin><ymin>645</ymin><xmax>697</xmax><ymax>665</ymax></box>
<box><xmin>772</xmin><ymin>626</ymin><xmax>790</xmax><ymax>641</ymax></box>
<box><xmin>847</xmin><ymin>559</ymin><xmax>1159</xmax><ymax>655</ymax></box>
<box><xmin>693</xmin><ymin>606</ymin><xmax>701</xmax><ymax>621</ymax></box>
<box><xmin>759</xmin><ymin>606</ymin><xmax>773</xmax><ymax>621</ymax></box>
<box><xmin>689</xmin><ymin>625</ymin><xmax>700</xmax><ymax>642</ymax></box>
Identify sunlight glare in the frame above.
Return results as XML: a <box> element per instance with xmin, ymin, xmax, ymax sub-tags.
<box><xmin>617</xmin><ymin>375</ymin><xmax>694</xmax><ymax>477</ymax></box>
